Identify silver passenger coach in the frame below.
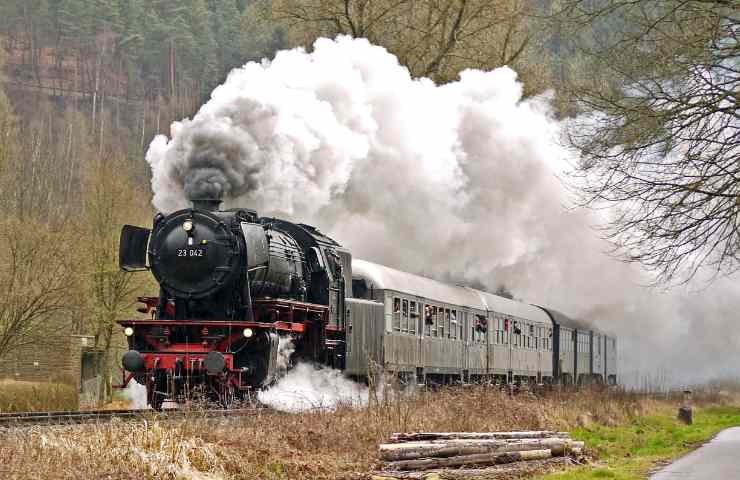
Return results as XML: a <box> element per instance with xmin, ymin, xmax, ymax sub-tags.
<box><xmin>345</xmin><ymin>259</ymin><xmax>616</xmax><ymax>385</ymax></box>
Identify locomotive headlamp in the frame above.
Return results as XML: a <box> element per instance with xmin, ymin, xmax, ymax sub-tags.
<box><xmin>124</xmin><ymin>327</ymin><xmax>134</xmax><ymax>337</ymax></box>
<box><xmin>243</xmin><ymin>328</ymin><xmax>254</xmax><ymax>338</ymax></box>
<box><xmin>183</xmin><ymin>220</ymin><xmax>194</xmax><ymax>232</ymax></box>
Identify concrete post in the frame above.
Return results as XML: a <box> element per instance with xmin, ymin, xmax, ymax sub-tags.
<box><xmin>678</xmin><ymin>389</ymin><xmax>693</xmax><ymax>425</ymax></box>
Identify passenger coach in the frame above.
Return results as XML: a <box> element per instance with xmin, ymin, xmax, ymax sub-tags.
<box><xmin>345</xmin><ymin>259</ymin><xmax>616</xmax><ymax>386</ymax></box>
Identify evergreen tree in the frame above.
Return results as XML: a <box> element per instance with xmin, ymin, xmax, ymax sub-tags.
<box><xmin>117</xmin><ymin>0</ymin><xmax>147</xmax><ymax>96</ymax></box>
<box><xmin>186</xmin><ymin>0</ymin><xmax>219</xmax><ymax>97</ymax></box>
<box><xmin>209</xmin><ymin>0</ymin><xmax>244</xmax><ymax>75</ymax></box>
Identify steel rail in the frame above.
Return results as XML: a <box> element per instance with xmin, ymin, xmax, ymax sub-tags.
<box><xmin>0</xmin><ymin>407</ymin><xmax>262</xmax><ymax>427</ymax></box>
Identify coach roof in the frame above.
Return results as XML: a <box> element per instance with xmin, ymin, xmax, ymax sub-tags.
<box><xmin>352</xmin><ymin>259</ymin><xmax>485</xmax><ymax>309</ymax></box>
<box><xmin>473</xmin><ymin>290</ymin><xmax>552</xmax><ymax>324</ymax></box>
<box><xmin>536</xmin><ymin>305</ymin><xmax>609</xmax><ymax>335</ymax></box>
<box><xmin>352</xmin><ymin>259</ymin><xmax>552</xmax><ymax>324</ymax></box>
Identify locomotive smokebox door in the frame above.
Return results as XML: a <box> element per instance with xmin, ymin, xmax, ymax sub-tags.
<box><xmin>119</xmin><ymin>225</ymin><xmax>151</xmax><ymax>271</ymax></box>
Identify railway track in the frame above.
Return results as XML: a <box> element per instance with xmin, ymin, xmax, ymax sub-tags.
<box><xmin>0</xmin><ymin>407</ymin><xmax>262</xmax><ymax>428</ymax></box>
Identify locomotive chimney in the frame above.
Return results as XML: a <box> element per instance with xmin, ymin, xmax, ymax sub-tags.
<box><xmin>190</xmin><ymin>198</ymin><xmax>223</xmax><ymax>211</ymax></box>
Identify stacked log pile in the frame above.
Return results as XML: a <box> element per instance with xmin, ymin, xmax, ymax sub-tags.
<box><xmin>378</xmin><ymin>431</ymin><xmax>584</xmax><ymax>473</ymax></box>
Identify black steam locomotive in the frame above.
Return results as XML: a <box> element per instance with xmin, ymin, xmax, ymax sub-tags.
<box><xmin>118</xmin><ymin>198</ymin><xmax>351</xmax><ymax>408</ymax></box>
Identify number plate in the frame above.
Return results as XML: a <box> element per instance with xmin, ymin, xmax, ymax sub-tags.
<box><xmin>177</xmin><ymin>248</ymin><xmax>205</xmax><ymax>257</ymax></box>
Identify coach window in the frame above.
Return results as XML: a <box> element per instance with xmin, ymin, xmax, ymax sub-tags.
<box><xmin>431</xmin><ymin>306</ymin><xmax>438</xmax><ymax>337</ymax></box>
<box><xmin>393</xmin><ymin>297</ymin><xmax>401</xmax><ymax>332</ymax></box>
<box><xmin>424</xmin><ymin>304</ymin><xmax>432</xmax><ymax>336</ymax></box>
<box><xmin>401</xmin><ymin>299</ymin><xmax>409</xmax><ymax>333</ymax></box>
<box><xmin>530</xmin><ymin>325</ymin><xmax>535</xmax><ymax>349</ymax></box>
<box><xmin>450</xmin><ymin>310</ymin><xmax>457</xmax><ymax>339</ymax></box>
<box><xmin>443</xmin><ymin>309</ymin><xmax>448</xmax><ymax>337</ymax></box>
<box><xmin>517</xmin><ymin>324</ymin><xmax>522</xmax><ymax>348</ymax></box>
<box><xmin>461</xmin><ymin>312</ymin><xmax>467</xmax><ymax>341</ymax></box>
<box><xmin>409</xmin><ymin>301</ymin><xmax>417</xmax><ymax>335</ymax></box>
<box><xmin>439</xmin><ymin>307</ymin><xmax>445</xmax><ymax>337</ymax></box>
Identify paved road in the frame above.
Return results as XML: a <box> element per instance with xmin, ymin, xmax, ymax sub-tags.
<box><xmin>651</xmin><ymin>427</ymin><xmax>740</xmax><ymax>479</ymax></box>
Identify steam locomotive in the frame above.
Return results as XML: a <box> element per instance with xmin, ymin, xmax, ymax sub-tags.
<box><xmin>118</xmin><ymin>199</ymin><xmax>616</xmax><ymax>408</ymax></box>
<box><xmin>118</xmin><ymin>198</ymin><xmax>351</xmax><ymax>408</ymax></box>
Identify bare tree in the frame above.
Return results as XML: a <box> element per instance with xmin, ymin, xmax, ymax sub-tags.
<box><xmin>560</xmin><ymin>0</ymin><xmax>739</xmax><ymax>284</ymax></box>
<box><xmin>81</xmin><ymin>155</ymin><xmax>152</xmax><ymax>400</ymax></box>
<box><xmin>0</xmin><ymin>55</ymin><xmax>76</xmax><ymax>361</ymax></box>
<box><xmin>0</xmin><ymin>219</ymin><xmax>75</xmax><ymax>361</ymax></box>
<box><xmin>266</xmin><ymin>0</ymin><xmax>551</xmax><ymax>90</ymax></box>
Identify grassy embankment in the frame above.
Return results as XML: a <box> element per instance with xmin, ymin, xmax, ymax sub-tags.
<box><xmin>538</xmin><ymin>404</ymin><xmax>740</xmax><ymax>480</ymax></box>
<box><xmin>0</xmin><ymin>380</ymin><xmax>78</xmax><ymax>412</ymax></box>
<box><xmin>0</xmin><ymin>386</ymin><xmax>738</xmax><ymax>479</ymax></box>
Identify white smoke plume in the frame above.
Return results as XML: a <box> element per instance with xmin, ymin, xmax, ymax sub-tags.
<box><xmin>257</xmin><ymin>363</ymin><xmax>368</xmax><ymax>412</ymax></box>
<box><xmin>276</xmin><ymin>335</ymin><xmax>295</xmax><ymax>374</ymax></box>
<box><xmin>123</xmin><ymin>379</ymin><xmax>149</xmax><ymax>410</ymax></box>
<box><xmin>148</xmin><ymin>36</ymin><xmax>740</xmax><ymax>386</ymax></box>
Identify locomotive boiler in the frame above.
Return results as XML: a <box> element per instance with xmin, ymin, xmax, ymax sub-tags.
<box><xmin>118</xmin><ymin>198</ymin><xmax>350</xmax><ymax>408</ymax></box>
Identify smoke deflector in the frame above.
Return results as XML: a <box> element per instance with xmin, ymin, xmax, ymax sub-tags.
<box><xmin>119</xmin><ymin>225</ymin><xmax>151</xmax><ymax>272</ymax></box>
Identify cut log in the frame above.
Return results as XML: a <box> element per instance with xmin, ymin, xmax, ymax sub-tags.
<box><xmin>383</xmin><ymin>448</ymin><xmax>553</xmax><ymax>471</ymax></box>
<box><xmin>379</xmin><ymin>438</ymin><xmax>578</xmax><ymax>461</ymax></box>
<box><xmin>390</xmin><ymin>431</ymin><xmax>569</xmax><ymax>442</ymax></box>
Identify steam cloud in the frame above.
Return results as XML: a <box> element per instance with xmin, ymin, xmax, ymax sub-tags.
<box><xmin>276</xmin><ymin>335</ymin><xmax>296</xmax><ymax>374</ymax></box>
<box><xmin>148</xmin><ymin>36</ymin><xmax>740</xmax><ymax>386</ymax></box>
<box><xmin>123</xmin><ymin>379</ymin><xmax>149</xmax><ymax>410</ymax></box>
<box><xmin>257</xmin><ymin>363</ymin><xmax>368</xmax><ymax>412</ymax></box>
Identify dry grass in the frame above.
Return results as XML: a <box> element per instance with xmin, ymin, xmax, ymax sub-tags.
<box><xmin>2</xmin><ymin>386</ymin><xmax>725</xmax><ymax>480</ymax></box>
<box><xmin>0</xmin><ymin>380</ymin><xmax>78</xmax><ymax>413</ymax></box>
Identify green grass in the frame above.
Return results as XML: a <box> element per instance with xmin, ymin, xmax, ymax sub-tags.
<box><xmin>537</xmin><ymin>406</ymin><xmax>740</xmax><ymax>479</ymax></box>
